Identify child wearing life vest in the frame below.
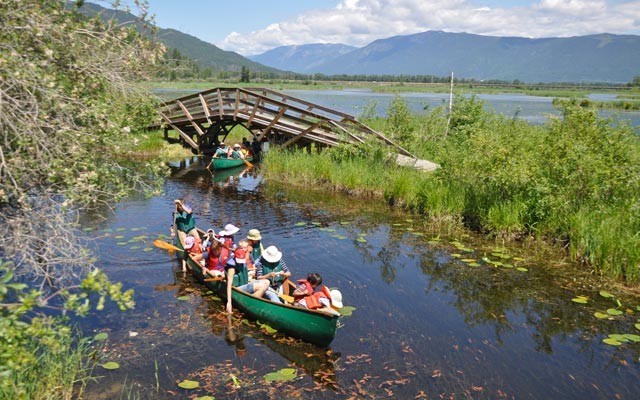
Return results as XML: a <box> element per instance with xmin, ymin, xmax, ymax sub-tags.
<box><xmin>183</xmin><ymin>235</ymin><xmax>204</xmax><ymax>272</ymax></box>
<box><xmin>235</xmin><ymin>239</ymin><xmax>254</xmax><ymax>280</ymax></box>
<box><xmin>293</xmin><ymin>272</ymin><xmax>332</xmax><ymax>310</ymax></box>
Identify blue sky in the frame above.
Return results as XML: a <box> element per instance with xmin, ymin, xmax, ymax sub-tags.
<box><xmin>112</xmin><ymin>0</ymin><xmax>640</xmax><ymax>55</ymax></box>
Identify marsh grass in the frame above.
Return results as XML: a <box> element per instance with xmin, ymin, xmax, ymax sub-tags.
<box><xmin>0</xmin><ymin>332</ymin><xmax>94</xmax><ymax>399</ymax></box>
<box><xmin>265</xmin><ymin>96</ymin><xmax>640</xmax><ymax>282</ymax></box>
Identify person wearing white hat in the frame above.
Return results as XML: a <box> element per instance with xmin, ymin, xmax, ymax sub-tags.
<box><xmin>255</xmin><ymin>245</ymin><xmax>291</xmax><ymax>303</ymax></box>
<box><xmin>329</xmin><ymin>289</ymin><xmax>343</xmax><ymax>309</ymax></box>
<box><xmin>218</xmin><ymin>223</ymin><xmax>239</xmax><ymax>250</ymax></box>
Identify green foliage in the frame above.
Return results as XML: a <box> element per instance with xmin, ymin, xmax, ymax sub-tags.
<box><xmin>1</xmin><ymin>261</ymin><xmax>133</xmax><ymax>398</ymax></box>
<box><xmin>386</xmin><ymin>95</ymin><xmax>416</xmax><ymax>143</ymax></box>
<box><xmin>266</xmin><ymin>95</ymin><xmax>640</xmax><ymax>282</ymax></box>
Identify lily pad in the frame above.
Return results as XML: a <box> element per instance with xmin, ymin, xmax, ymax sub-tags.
<box><xmin>608</xmin><ymin>334</ymin><xmax>630</xmax><ymax>342</ymax></box>
<box><xmin>311</xmin><ymin>221</ymin><xmax>322</xmax><ymax>226</ymax></box>
<box><xmin>196</xmin><ymin>396</ymin><xmax>215</xmax><ymax>400</ymax></box>
<box><xmin>339</xmin><ymin>306</ymin><xmax>356</xmax><ymax>316</ymax></box>
<box><xmin>93</xmin><ymin>332</ymin><xmax>109</xmax><ymax>341</ymax></box>
<box><xmin>101</xmin><ymin>362</ymin><xmax>120</xmax><ymax>370</ymax></box>
<box><xmin>295</xmin><ymin>222</ymin><xmax>306</xmax><ymax>227</ymax></box>
<box><xmin>264</xmin><ymin>368</ymin><xmax>297</xmax><ymax>382</ymax></box>
<box><xmin>114</xmin><ymin>235</ymin><xmax>125</xmax><ymax>239</ymax></box>
<box><xmin>427</xmin><ymin>241</ymin><xmax>440</xmax><ymax>246</ymax></box>
<box><xmin>462</xmin><ymin>259</ymin><xmax>476</xmax><ymax>263</ymax></box>
<box><xmin>606</xmin><ymin>308</ymin><xmax>623</xmax><ymax>316</ymax></box>
<box><xmin>635</xmin><ymin>323</ymin><xmax>640</xmax><ymax>331</ymax></box>
<box><xmin>176</xmin><ymin>295</ymin><xmax>190</xmax><ymax>301</ymax></box>
<box><xmin>516</xmin><ymin>267</ymin><xmax>528</xmax><ymax>272</ymax></box>
<box><xmin>603</xmin><ymin>338</ymin><xmax>622</xmax><ymax>346</ymax></box>
<box><xmin>623</xmin><ymin>334</ymin><xmax>640</xmax><ymax>342</ymax></box>
<box><xmin>594</xmin><ymin>312</ymin><xmax>609</xmax><ymax>319</ymax></box>
<box><xmin>451</xmin><ymin>253</ymin><xmax>462</xmax><ymax>258</ymax></box>
<box><xmin>468</xmin><ymin>262</ymin><xmax>481</xmax><ymax>267</ymax></box>
<box><xmin>117</xmin><ymin>242</ymin><xmax>128</xmax><ymax>246</ymax></box>
<box><xmin>356</xmin><ymin>237</ymin><xmax>367</xmax><ymax>243</ymax></box>
<box><xmin>178</xmin><ymin>380</ymin><xmax>199</xmax><ymax>389</ymax></box>
<box><xmin>571</xmin><ymin>296</ymin><xmax>588</xmax><ymax>304</ymax></box>
<box><xmin>502</xmin><ymin>263</ymin><xmax>514</xmax><ymax>269</ymax></box>
<box><xmin>599</xmin><ymin>291</ymin><xmax>614</xmax><ymax>298</ymax></box>
<box><xmin>116</xmin><ymin>228</ymin><xmax>126</xmax><ymax>232</ymax></box>
<box><xmin>257</xmin><ymin>322</ymin><xmax>277</xmax><ymax>334</ymax></box>
<box><xmin>143</xmin><ymin>247</ymin><xmax>153</xmax><ymax>252</ymax></box>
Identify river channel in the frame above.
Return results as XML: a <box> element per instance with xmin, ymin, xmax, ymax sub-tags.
<box><xmin>79</xmin><ymin>157</ymin><xmax>640</xmax><ymax>399</ymax></box>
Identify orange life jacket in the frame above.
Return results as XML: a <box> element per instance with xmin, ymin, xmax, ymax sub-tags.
<box><xmin>295</xmin><ymin>281</ymin><xmax>331</xmax><ymax>310</ymax></box>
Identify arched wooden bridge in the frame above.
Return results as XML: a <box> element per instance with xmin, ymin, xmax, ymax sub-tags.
<box><xmin>157</xmin><ymin>87</ymin><xmax>438</xmax><ymax>170</ymax></box>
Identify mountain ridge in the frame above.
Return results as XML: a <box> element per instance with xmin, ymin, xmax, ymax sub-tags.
<box><xmin>252</xmin><ymin>31</ymin><xmax>640</xmax><ymax>83</ymax></box>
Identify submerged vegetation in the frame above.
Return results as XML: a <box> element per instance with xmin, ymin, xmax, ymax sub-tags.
<box><xmin>1</xmin><ymin>0</ymin><xmax>163</xmax><ymax>397</ymax></box>
<box><xmin>265</xmin><ymin>95</ymin><xmax>640</xmax><ymax>282</ymax></box>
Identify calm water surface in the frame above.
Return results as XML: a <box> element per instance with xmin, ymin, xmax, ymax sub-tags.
<box><xmin>80</xmin><ymin>158</ymin><xmax>640</xmax><ymax>399</ymax></box>
<box><xmin>154</xmin><ymin>88</ymin><xmax>640</xmax><ymax>128</ymax></box>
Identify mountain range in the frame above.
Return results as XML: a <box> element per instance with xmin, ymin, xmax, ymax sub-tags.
<box><xmin>251</xmin><ymin>31</ymin><xmax>640</xmax><ymax>83</ymax></box>
<box><xmin>79</xmin><ymin>2</ymin><xmax>640</xmax><ymax>83</ymax></box>
<box><xmin>76</xmin><ymin>2</ymin><xmax>281</xmax><ymax>74</ymax></box>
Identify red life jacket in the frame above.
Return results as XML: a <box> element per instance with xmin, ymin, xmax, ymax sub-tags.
<box><xmin>206</xmin><ymin>247</ymin><xmax>229</xmax><ymax>272</ymax></box>
<box><xmin>295</xmin><ymin>281</ymin><xmax>331</xmax><ymax>310</ymax></box>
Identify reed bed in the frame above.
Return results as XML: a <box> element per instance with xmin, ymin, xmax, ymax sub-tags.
<box><xmin>265</xmin><ymin>96</ymin><xmax>640</xmax><ymax>282</ymax></box>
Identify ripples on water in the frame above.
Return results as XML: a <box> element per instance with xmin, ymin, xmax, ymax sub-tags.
<box><xmin>80</xmin><ymin>157</ymin><xmax>640</xmax><ymax>399</ymax></box>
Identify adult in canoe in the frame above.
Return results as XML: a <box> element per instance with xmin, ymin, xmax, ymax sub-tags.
<box><xmin>255</xmin><ymin>245</ymin><xmax>291</xmax><ymax>303</ymax></box>
<box><xmin>174</xmin><ymin>199</ymin><xmax>198</xmax><ymax>244</ymax></box>
<box><xmin>175</xmin><ymin>226</ymin><xmax>340</xmax><ymax>346</ymax></box>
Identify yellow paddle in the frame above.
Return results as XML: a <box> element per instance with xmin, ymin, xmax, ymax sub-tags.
<box><xmin>153</xmin><ymin>239</ymin><xmax>182</xmax><ymax>252</ymax></box>
<box><xmin>280</xmin><ymin>294</ymin><xmax>294</xmax><ymax>304</ymax></box>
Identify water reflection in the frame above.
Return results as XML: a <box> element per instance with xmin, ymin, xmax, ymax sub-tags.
<box><xmin>79</xmin><ymin>161</ymin><xmax>640</xmax><ymax>399</ymax></box>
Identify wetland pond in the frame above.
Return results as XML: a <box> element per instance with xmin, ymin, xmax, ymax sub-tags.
<box><xmin>81</xmin><ymin>157</ymin><xmax>640</xmax><ymax>399</ymax></box>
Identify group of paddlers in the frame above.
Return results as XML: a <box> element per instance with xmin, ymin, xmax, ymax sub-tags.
<box><xmin>173</xmin><ymin>198</ymin><xmax>343</xmax><ymax>315</ymax></box>
<box><xmin>211</xmin><ymin>137</ymin><xmax>262</xmax><ymax>161</ymax></box>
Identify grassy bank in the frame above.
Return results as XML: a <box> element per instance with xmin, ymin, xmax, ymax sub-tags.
<box><xmin>140</xmin><ymin>79</ymin><xmax>640</xmax><ymax>99</ymax></box>
<box><xmin>127</xmin><ymin>130</ymin><xmax>194</xmax><ymax>162</ymax></box>
<box><xmin>264</xmin><ymin>97</ymin><xmax>640</xmax><ymax>282</ymax></box>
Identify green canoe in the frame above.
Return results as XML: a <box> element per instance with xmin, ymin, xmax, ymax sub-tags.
<box><xmin>210</xmin><ymin>156</ymin><xmax>253</xmax><ymax>170</ymax></box>
<box><xmin>174</xmin><ymin>229</ymin><xmax>339</xmax><ymax>347</ymax></box>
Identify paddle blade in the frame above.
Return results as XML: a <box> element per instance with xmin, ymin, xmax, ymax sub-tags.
<box><xmin>280</xmin><ymin>294</ymin><xmax>294</xmax><ymax>304</ymax></box>
<box><xmin>244</xmin><ymin>159</ymin><xmax>253</xmax><ymax>168</ymax></box>
<box><xmin>153</xmin><ymin>239</ymin><xmax>181</xmax><ymax>252</ymax></box>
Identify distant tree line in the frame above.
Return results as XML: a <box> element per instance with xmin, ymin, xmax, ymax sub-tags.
<box><xmin>156</xmin><ymin>50</ymin><xmax>640</xmax><ymax>89</ymax></box>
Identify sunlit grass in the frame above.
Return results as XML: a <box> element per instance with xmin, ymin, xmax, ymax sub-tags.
<box><xmin>264</xmin><ymin>98</ymin><xmax>640</xmax><ymax>282</ymax></box>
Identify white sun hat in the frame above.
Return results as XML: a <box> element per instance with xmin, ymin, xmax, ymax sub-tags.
<box><xmin>219</xmin><ymin>223</ymin><xmax>239</xmax><ymax>236</ymax></box>
<box><xmin>184</xmin><ymin>236</ymin><xmax>196</xmax><ymax>250</ymax></box>
<box><xmin>329</xmin><ymin>289</ymin><xmax>343</xmax><ymax>308</ymax></box>
<box><xmin>262</xmin><ymin>245</ymin><xmax>282</xmax><ymax>263</ymax></box>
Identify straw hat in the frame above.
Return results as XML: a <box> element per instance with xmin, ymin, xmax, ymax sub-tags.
<box><xmin>219</xmin><ymin>223</ymin><xmax>239</xmax><ymax>236</ymax></box>
<box><xmin>184</xmin><ymin>236</ymin><xmax>196</xmax><ymax>250</ymax></box>
<box><xmin>329</xmin><ymin>289</ymin><xmax>343</xmax><ymax>308</ymax></box>
<box><xmin>262</xmin><ymin>245</ymin><xmax>282</xmax><ymax>263</ymax></box>
<box><xmin>233</xmin><ymin>143</ymin><xmax>241</xmax><ymax>148</ymax></box>
<box><xmin>247</xmin><ymin>229</ymin><xmax>261</xmax><ymax>241</ymax></box>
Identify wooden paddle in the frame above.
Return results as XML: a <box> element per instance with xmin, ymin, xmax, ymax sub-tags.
<box><xmin>243</xmin><ymin>158</ymin><xmax>253</xmax><ymax>168</ymax></box>
<box><xmin>280</xmin><ymin>294</ymin><xmax>294</xmax><ymax>304</ymax></box>
<box><xmin>204</xmin><ymin>276</ymin><xmax>225</xmax><ymax>282</ymax></box>
<box><xmin>153</xmin><ymin>239</ymin><xmax>182</xmax><ymax>252</ymax></box>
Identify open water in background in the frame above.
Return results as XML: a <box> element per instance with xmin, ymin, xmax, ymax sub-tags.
<box><xmin>153</xmin><ymin>88</ymin><xmax>640</xmax><ymax>128</ymax></box>
<box><xmin>80</xmin><ymin>158</ymin><xmax>640</xmax><ymax>399</ymax></box>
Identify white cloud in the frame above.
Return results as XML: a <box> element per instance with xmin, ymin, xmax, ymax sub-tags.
<box><xmin>220</xmin><ymin>0</ymin><xmax>640</xmax><ymax>55</ymax></box>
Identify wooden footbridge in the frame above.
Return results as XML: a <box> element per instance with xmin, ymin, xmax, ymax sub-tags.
<box><xmin>157</xmin><ymin>87</ymin><xmax>438</xmax><ymax>171</ymax></box>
